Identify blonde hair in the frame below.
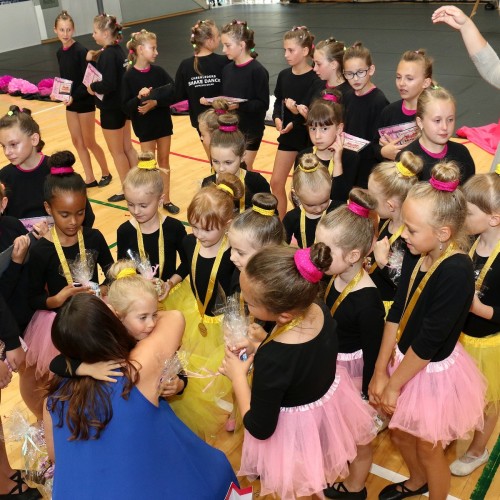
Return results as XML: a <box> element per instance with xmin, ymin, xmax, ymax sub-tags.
<box><xmin>221</xmin><ymin>20</ymin><xmax>257</xmax><ymax>58</ymax></box>
<box><xmin>407</xmin><ymin>161</ymin><xmax>468</xmax><ymax>249</ymax></box>
<box><xmin>191</xmin><ymin>20</ymin><xmax>218</xmax><ymax>74</ymax></box>
<box><xmin>198</xmin><ymin>99</ymin><xmax>233</xmax><ymax>134</ymax></box>
<box><xmin>188</xmin><ymin>172</ymin><xmax>244</xmax><ymax>230</ymax></box>
<box><xmin>284</xmin><ymin>26</ymin><xmax>315</xmax><ymax>57</ymax></box>
<box><xmin>463</xmin><ymin>172</ymin><xmax>500</xmax><ymax>215</ymax></box>
<box><xmin>370</xmin><ymin>151</ymin><xmax>423</xmax><ymax>204</ymax></box>
<box><xmin>293</xmin><ymin>154</ymin><xmax>332</xmax><ymax>195</ymax></box>
<box><xmin>400</xmin><ymin>49</ymin><xmax>434</xmax><ymax>82</ymax></box>
<box><xmin>122</xmin><ymin>152</ymin><xmax>164</xmax><ymax>197</ymax></box>
<box><xmin>315</xmin><ymin>37</ymin><xmax>346</xmax><ymax>75</ymax></box>
<box><xmin>210</xmin><ymin>113</ymin><xmax>245</xmax><ymax>157</ymax></box>
<box><xmin>318</xmin><ymin>188</ymin><xmax>376</xmax><ymax>258</ymax></box>
<box><xmin>107</xmin><ymin>260</ymin><xmax>158</xmax><ymax>316</ymax></box>
<box><xmin>416</xmin><ymin>86</ymin><xmax>456</xmax><ymax>121</ymax></box>
<box><xmin>93</xmin><ymin>14</ymin><xmax>122</xmax><ymax>44</ymax></box>
<box><xmin>127</xmin><ymin>30</ymin><xmax>156</xmax><ymax>69</ymax></box>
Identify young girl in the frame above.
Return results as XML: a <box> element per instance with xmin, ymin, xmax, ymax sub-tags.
<box><xmin>88</xmin><ymin>14</ymin><xmax>136</xmax><ymax>203</ymax></box>
<box><xmin>367</xmin><ymin>151</ymin><xmax>423</xmax><ymax>311</ymax></box>
<box><xmin>197</xmin><ymin>98</ymin><xmax>232</xmax><ymax>157</ymax></box>
<box><xmin>315</xmin><ymin>189</ymin><xmax>385</xmax><ymax>402</ymax></box>
<box><xmin>0</xmin><ymin>107</ymin><xmax>95</xmax><ymax>227</ymax></box>
<box><xmin>313</xmin><ymin>37</ymin><xmax>352</xmax><ymax>97</ymax></box>
<box><xmin>174</xmin><ymin>20</ymin><xmax>229</xmax><ymax>139</ymax></box>
<box><xmin>369</xmin><ymin>162</ymin><xmax>486</xmax><ymax>500</ymax></box>
<box><xmin>117</xmin><ymin>152</ymin><xmax>188</xmax><ymax>309</ymax></box>
<box><xmin>168</xmin><ymin>173</ymin><xmax>244</xmax><ymax>442</ymax></box>
<box><xmin>298</xmin><ymin>89</ymin><xmax>360</xmax><ymax>206</ymax></box>
<box><xmin>400</xmin><ymin>86</ymin><xmax>475</xmax><ymax>183</ymax></box>
<box><xmin>220</xmin><ymin>245</ymin><xmax>377</xmax><ymax>500</ymax></box>
<box><xmin>449</xmin><ymin>169</ymin><xmax>500</xmax><ymax>476</ymax></box>
<box><xmin>219</xmin><ymin>20</ymin><xmax>269</xmax><ymax>170</ymax></box>
<box><xmin>201</xmin><ymin>113</ymin><xmax>270</xmax><ymax>211</ymax></box>
<box><xmin>44</xmin><ymin>294</ymin><xmax>237</xmax><ymax>499</ymax></box>
<box><xmin>271</xmin><ymin>26</ymin><xmax>321</xmax><ymax>218</ymax></box>
<box><xmin>283</xmin><ymin>154</ymin><xmax>333</xmax><ymax>248</ymax></box>
<box><xmin>53</xmin><ymin>10</ymin><xmax>111</xmax><ymax>188</ymax></box>
<box><xmin>374</xmin><ymin>50</ymin><xmax>433</xmax><ymax>162</ymax></box>
<box><xmin>342</xmin><ymin>42</ymin><xmax>389</xmax><ymax>188</ymax></box>
<box><xmin>21</xmin><ymin>157</ymin><xmax>113</xmax><ymax>420</ymax></box>
<box><xmin>122</xmin><ymin>29</ymin><xmax>178</xmax><ymax>214</ymax></box>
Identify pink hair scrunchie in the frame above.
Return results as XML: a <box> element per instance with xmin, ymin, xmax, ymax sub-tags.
<box><xmin>347</xmin><ymin>200</ymin><xmax>370</xmax><ymax>218</ymax></box>
<box><xmin>294</xmin><ymin>247</ymin><xmax>323</xmax><ymax>283</ymax></box>
<box><xmin>50</xmin><ymin>166</ymin><xmax>74</xmax><ymax>175</ymax></box>
<box><xmin>219</xmin><ymin>125</ymin><xmax>238</xmax><ymax>132</ymax></box>
<box><xmin>322</xmin><ymin>94</ymin><xmax>338</xmax><ymax>103</ymax></box>
<box><xmin>429</xmin><ymin>176</ymin><xmax>459</xmax><ymax>192</ymax></box>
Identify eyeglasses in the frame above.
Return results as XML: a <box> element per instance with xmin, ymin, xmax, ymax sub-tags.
<box><xmin>343</xmin><ymin>68</ymin><xmax>369</xmax><ymax>80</ymax></box>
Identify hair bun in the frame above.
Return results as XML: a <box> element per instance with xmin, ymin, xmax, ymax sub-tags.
<box><xmin>297</xmin><ymin>153</ymin><xmax>320</xmax><ymax>172</ymax></box>
<box><xmin>309</xmin><ymin>242</ymin><xmax>333</xmax><ymax>272</ymax></box>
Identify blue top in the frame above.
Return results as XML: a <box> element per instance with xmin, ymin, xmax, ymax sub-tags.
<box><xmin>50</xmin><ymin>378</ymin><xmax>236</xmax><ymax>499</ymax></box>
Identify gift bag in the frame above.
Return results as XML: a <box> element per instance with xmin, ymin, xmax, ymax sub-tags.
<box><xmin>225</xmin><ymin>482</ymin><xmax>253</xmax><ymax>500</ymax></box>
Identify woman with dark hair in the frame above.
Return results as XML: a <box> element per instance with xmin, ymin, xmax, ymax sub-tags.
<box><xmin>44</xmin><ymin>294</ymin><xmax>236</xmax><ymax>499</ymax></box>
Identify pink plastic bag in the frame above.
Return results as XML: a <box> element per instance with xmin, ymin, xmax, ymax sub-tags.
<box><xmin>37</xmin><ymin>78</ymin><xmax>54</xmax><ymax>96</ymax></box>
<box><xmin>0</xmin><ymin>75</ymin><xmax>13</xmax><ymax>93</ymax></box>
<box><xmin>456</xmin><ymin>121</ymin><xmax>500</xmax><ymax>155</ymax></box>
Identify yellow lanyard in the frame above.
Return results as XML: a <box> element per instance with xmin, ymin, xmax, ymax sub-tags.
<box><xmin>239</xmin><ymin>169</ymin><xmax>246</xmax><ymax>214</ymax></box>
<box><xmin>136</xmin><ymin>212</ymin><xmax>164</xmax><ymax>278</ymax></box>
<box><xmin>368</xmin><ymin>221</ymin><xmax>405</xmax><ymax>274</ymax></box>
<box><xmin>324</xmin><ymin>267</ymin><xmax>364</xmax><ymax>317</ymax></box>
<box><xmin>191</xmin><ymin>234</ymin><xmax>228</xmax><ymax>336</ymax></box>
<box><xmin>468</xmin><ymin>237</ymin><xmax>500</xmax><ymax>292</ymax></box>
<box><xmin>392</xmin><ymin>243</ymin><xmax>457</xmax><ymax>363</ymax></box>
<box><xmin>51</xmin><ymin>226</ymin><xmax>86</xmax><ymax>285</ymax></box>
<box><xmin>313</xmin><ymin>146</ymin><xmax>334</xmax><ymax>176</ymax></box>
<box><xmin>260</xmin><ymin>315</ymin><xmax>304</xmax><ymax>349</ymax></box>
<box><xmin>299</xmin><ymin>209</ymin><xmax>326</xmax><ymax>249</ymax></box>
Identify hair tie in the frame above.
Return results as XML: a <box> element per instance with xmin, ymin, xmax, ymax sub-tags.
<box><xmin>116</xmin><ymin>268</ymin><xmax>137</xmax><ymax>280</ymax></box>
<box><xmin>128</xmin><ymin>49</ymin><xmax>134</xmax><ymax>54</ymax></box>
<box><xmin>395</xmin><ymin>161</ymin><xmax>415</xmax><ymax>178</ymax></box>
<box><xmin>322</xmin><ymin>94</ymin><xmax>338</xmax><ymax>103</ymax></box>
<box><xmin>217</xmin><ymin>184</ymin><xmax>234</xmax><ymax>196</ymax></box>
<box><xmin>294</xmin><ymin>247</ymin><xmax>323</xmax><ymax>283</ymax></box>
<box><xmin>347</xmin><ymin>200</ymin><xmax>370</xmax><ymax>218</ymax></box>
<box><xmin>495</xmin><ymin>163</ymin><xmax>500</xmax><ymax>175</ymax></box>
<box><xmin>298</xmin><ymin>164</ymin><xmax>318</xmax><ymax>173</ymax></box>
<box><xmin>137</xmin><ymin>159</ymin><xmax>158</xmax><ymax>170</ymax></box>
<box><xmin>7</xmin><ymin>110</ymin><xmax>13</xmax><ymax>116</ymax></box>
<box><xmin>219</xmin><ymin>125</ymin><xmax>238</xmax><ymax>133</ymax></box>
<box><xmin>192</xmin><ymin>44</ymin><xmax>197</xmax><ymax>49</ymax></box>
<box><xmin>50</xmin><ymin>166</ymin><xmax>74</xmax><ymax>175</ymax></box>
<box><xmin>250</xmin><ymin>47</ymin><xmax>256</xmax><ymax>53</ymax></box>
<box><xmin>429</xmin><ymin>176</ymin><xmax>459</xmax><ymax>192</ymax></box>
<box><xmin>215</xmin><ymin>109</ymin><xmax>225</xmax><ymax>115</ymax></box>
<box><xmin>252</xmin><ymin>205</ymin><xmax>275</xmax><ymax>216</ymax></box>
<box><xmin>431</xmin><ymin>84</ymin><xmax>441</xmax><ymax>90</ymax></box>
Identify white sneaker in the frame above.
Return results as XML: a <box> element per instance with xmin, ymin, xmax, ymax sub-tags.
<box><xmin>450</xmin><ymin>449</ymin><xmax>489</xmax><ymax>476</ymax></box>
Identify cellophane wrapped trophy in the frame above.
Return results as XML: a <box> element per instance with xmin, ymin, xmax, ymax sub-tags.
<box><xmin>157</xmin><ymin>352</ymin><xmax>187</xmax><ymax>397</ymax></box>
<box><xmin>4</xmin><ymin>410</ymin><xmax>54</xmax><ymax>499</ymax></box>
<box><xmin>69</xmin><ymin>250</ymin><xmax>100</xmax><ymax>297</ymax></box>
<box><xmin>126</xmin><ymin>250</ymin><xmax>164</xmax><ymax>297</ymax></box>
<box><xmin>221</xmin><ymin>293</ymin><xmax>249</xmax><ymax>361</ymax></box>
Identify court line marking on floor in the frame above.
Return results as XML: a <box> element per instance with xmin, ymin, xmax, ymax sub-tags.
<box><xmin>32</xmin><ymin>103</ymin><xmax>64</xmax><ymax>115</ymax></box>
<box><xmin>370</xmin><ymin>463</ymin><xmax>460</xmax><ymax>500</ymax></box>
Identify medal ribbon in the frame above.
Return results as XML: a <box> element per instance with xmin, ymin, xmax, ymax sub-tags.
<box><xmin>51</xmin><ymin>226</ymin><xmax>85</xmax><ymax>285</ymax></box>
<box><xmin>368</xmin><ymin>222</ymin><xmax>405</xmax><ymax>274</ymax></box>
<box><xmin>137</xmin><ymin>211</ymin><xmax>164</xmax><ymax>278</ymax></box>
<box><xmin>468</xmin><ymin>237</ymin><xmax>500</xmax><ymax>292</ymax></box>
<box><xmin>313</xmin><ymin>146</ymin><xmax>334</xmax><ymax>176</ymax></box>
<box><xmin>260</xmin><ymin>315</ymin><xmax>304</xmax><ymax>349</ymax></box>
<box><xmin>324</xmin><ymin>267</ymin><xmax>364</xmax><ymax>317</ymax></box>
<box><xmin>191</xmin><ymin>234</ymin><xmax>228</xmax><ymax>328</ymax></box>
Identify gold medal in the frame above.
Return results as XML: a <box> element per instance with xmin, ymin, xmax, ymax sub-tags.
<box><xmin>198</xmin><ymin>323</ymin><xmax>208</xmax><ymax>336</ymax></box>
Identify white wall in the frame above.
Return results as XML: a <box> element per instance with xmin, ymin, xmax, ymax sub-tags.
<box><xmin>0</xmin><ymin>1</ymin><xmax>41</xmax><ymax>52</ymax></box>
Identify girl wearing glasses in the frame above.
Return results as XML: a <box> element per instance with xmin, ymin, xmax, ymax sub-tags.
<box><xmin>342</xmin><ymin>42</ymin><xmax>389</xmax><ymax>188</ymax></box>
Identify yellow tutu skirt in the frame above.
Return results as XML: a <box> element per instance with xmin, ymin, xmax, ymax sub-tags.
<box><xmin>460</xmin><ymin>332</ymin><xmax>500</xmax><ymax>412</ymax></box>
<box><xmin>159</xmin><ymin>277</ymin><xmax>193</xmax><ymax>312</ymax></box>
<box><xmin>169</xmin><ymin>292</ymin><xmax>233</xmax><ymax>443</ymax></box>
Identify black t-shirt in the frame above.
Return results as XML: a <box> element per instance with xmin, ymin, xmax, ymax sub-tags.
<box><xmin>56</xmin><ymin>41</ymin><xmax>95</xmax><ymax>113</ymax></box>
<box><xmin>0</xmin><ymin>155</ymin><xmax>95</xmax><ymax>227</ymax></box>
<box><xmin>399</xmin><ymin>140</ymin><xmax>475</xmax><ymax>183</ymax></box>
<box><xmin>182</xmin><ymin>234</ymin><xmax>234</xmax><ymax>316</ymax></box>
<box><xmin>243</xmin><ymin>302</ymin><xmax>338</xmax><ymax>440</ymax></box>
<box><xmin>116</xmin><ymin>217</ymin><xmax>188</xmax><ymax>281</ymax></box>
<box><xmin>174</xmin><ymin>53</ymin><xmax>230</xmax><ymax>128</ymax></box>
<box><xmin>122</xmin><ymin>65</ymin><xmax>174</xmax><ymax>141</ymax></box>
<box><xmin>387</xmin><ymin>253</ymin><xmax>474</xmax><ymax>361</ymax></box>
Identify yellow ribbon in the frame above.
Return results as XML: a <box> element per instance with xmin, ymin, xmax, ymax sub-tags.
<box><xmin>312</xmin><ymin>146</ymin><xmax>334</xmax><ymax>176</ymax></box>
<box><xmin>368</xmin><ymin>221</ymin><xmax>405</xmax><ymax>274</ymax></box>
<box><xmin>252</xmin><ymin>205</ymin><xmax>275</xmax><ymax>216</ymax></box>
<box><xmin>495</xmin><ymin>163</ymin><xmax>500</xmax><ymax>175</ymax></box>
<box><xmin>395</xmin><ymin>161</ymin><xmax>415</xmax><ymax>177</ymax></box>
<box><xmin>191</xmin><ymin>234</ymin><xmax>228</xmax><ymax>329</ymax></box>
<box><xmin>51</xmin><ymin>227</ymin><xmax>86</xmax><ymax>285</ymax></box>
<box><xmin>260</xmin><ymin>315</ymin><xmax>304</xmax><ymax>348</ymax></box>
<box><xmin>239</xmin><ymin>168</ymin><xmax>245</xmax><ymax>214</ymax></box>
<box><xmin>116</xmin><ymin>268</ymin><xmax>137</xmax><ymax>280</ymax></box>
<box><xmin>137</xmin><ymin>159</ymin><xmax>158</xmax><ymax>170</ymax></box>
<box><xmin>298</xmin><ymin>164</ymin><xmax>319</xmax><ymax>173</ymax></box>
<box><xmin>324</xmin><ymin>268</ymin><xmax>364</xmax><ymax>317</ymax></box>
<box><xmin>217</xmin><ymin>184</ymin><xmax>234</xmax><ymax>197</ymax></box>
<box><xmin>468</xmin><ymin>236</ymin><xmax>500</xmax><ymax>292</ymax></box>
<box><xmin>136</xmin><ymin>211</ymin><xmax>165</xmax><ymax>278</ymax></box>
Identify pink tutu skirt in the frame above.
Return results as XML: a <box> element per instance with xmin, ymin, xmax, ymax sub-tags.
<box><xmin>24</xmin><ymin>310</ymin><xmax>59</xmax><ymax>379</ymax></box>
<box><xmin>239</xmin><ymin>366</ymin><xmax>377</xmax><ymax>500</ymax></box>
<box><xmin>388</xmin><ymin>343</ymin><xmax>487</xmax><ymax>446</ymax></box>
<box><xmin>337</xmin><ymin>349</ymin><xmax>363</xmax><ymax>393</ymax></box>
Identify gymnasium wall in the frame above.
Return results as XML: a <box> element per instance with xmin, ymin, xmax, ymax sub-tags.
<box><xmin>0</xmin><ymin>0</ymin><xmax>205</xmax><ymax>53</ymax></box>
